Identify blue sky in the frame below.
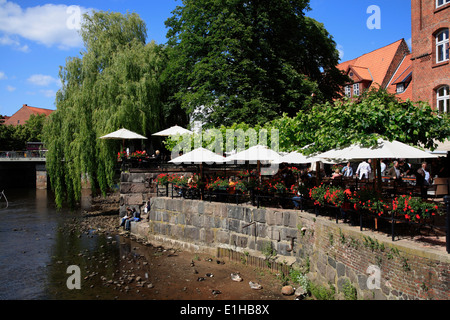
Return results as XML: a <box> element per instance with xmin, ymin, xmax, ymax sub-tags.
<box><xmin>0</xmin><ymin>0</ymin><xmax>411</xmax><ymax>117</ymax></box>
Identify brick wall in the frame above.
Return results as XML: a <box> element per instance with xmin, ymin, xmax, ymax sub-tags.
<box><xmin>411</xmin><ymin>0</ymin><xmax>450</xmax><ymax>107</ymax></box>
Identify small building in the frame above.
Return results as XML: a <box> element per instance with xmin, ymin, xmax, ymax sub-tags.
<box><xmin>3</xmin><ymin>104</ymin><xmax>54</xmax><ymax>126</ymax></box>
<box><xmin>337</xmin><ymin>39</ymin><xmax>411</xmax><ymax>100</ymax></box>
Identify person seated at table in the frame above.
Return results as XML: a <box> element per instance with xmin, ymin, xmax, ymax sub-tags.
<box><xmin>387</xmin><ymin>161</ymin><xmax>403</xmax><ymax>180</ymax></box>
<box><xmin>228</xmin><ymin>176</ymin><xmax>238</xmax><ymax>194</ymax></box>
<box><xmin>331</xmin><ymin>168</ymin><xmax>342</xmax><ymax>179</ymax></box>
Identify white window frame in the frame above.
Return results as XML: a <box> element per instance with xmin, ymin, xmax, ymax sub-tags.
<box><xmin>345</xmin><ymin>85</ymin><xmax>351</xmax><ymax>97</ymax></box>
<box><xmin>353</xmin><ymin>83</ymin><xmax>360</xmax><ymax>96</ymax></box>
<box><xmin>436</xmin><ymin>0</ymin><xmax>450</xmax><ymax>8</ymax></box>
<box><xmin>437</xmin><ymin>85</ymin><xmax>450</xmax><ymax>114</ymax></box>
<box><xmin>436</xmin><ymin>29</ymin><xmax>449</xmax><ymax>63</ymax></box>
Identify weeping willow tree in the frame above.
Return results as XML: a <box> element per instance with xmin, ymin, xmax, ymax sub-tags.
<box><xmin>43</xmin><ymin>11</ymin><xmax>181</xmax><ymax>208</ymax></box>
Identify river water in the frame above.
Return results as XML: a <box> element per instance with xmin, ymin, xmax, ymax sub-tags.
<box><xmin>0</xmin><ymin>188</ymin><xmax>132</xmax><ymax>300</ymax></box>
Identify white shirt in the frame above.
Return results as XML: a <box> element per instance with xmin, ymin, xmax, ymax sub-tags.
<box><xmin>356</xmin><ymin>161</ymin><xmax>371</xmax><ymax>179</ymax></box>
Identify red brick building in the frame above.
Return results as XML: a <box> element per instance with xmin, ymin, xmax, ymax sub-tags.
<box><xmin>4</xmin><ymin>104</ymin><xmax>54</xmax><ymax>126</ymax></box>
<box><xmin>411</xmin><ymin>0</ymin><xmax>449</xmax><ymax>113</ymax></box>
<box><xmin>337</xmin><ymin>39</ymin><xmax>411</xmax><ymax>101</ymax></box>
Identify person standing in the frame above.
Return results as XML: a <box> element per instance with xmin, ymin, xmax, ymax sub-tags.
<box><xmin>356</xmin><ymin>160</ymin><xmax>371</xmax><ymax>180</ymax></box>
<box><xmin>387</xmin><ymin>161</ymin><xmax>403</xmax><ymax>180</ymax></box>
<box><xmin>341</xmin><ymin>162</ymin><xmax>353</xmax><ymax>177</ymax></box>
<box><xmin>417</xmin><ymin>162</ymin><xmax>432</xmax><ymax>198</ymax></box>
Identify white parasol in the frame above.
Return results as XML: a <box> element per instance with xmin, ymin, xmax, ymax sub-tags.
<box><xmin>152</xmin><ymin>125</ymin><xmax>193</xmax><ymax>137</ymax></box>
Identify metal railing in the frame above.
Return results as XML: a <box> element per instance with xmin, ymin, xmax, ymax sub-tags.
<box><xmin>156</xmin><ymin>182</ymin><xmax>449</xmax><ymax>253</ymax></box>
<box><xmin>0</xmin><ymin>150</ymin><xmax>47</xmax><ymax>159</ymax></box>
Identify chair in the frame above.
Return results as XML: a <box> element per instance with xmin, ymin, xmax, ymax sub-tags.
<box><xmin>427</xmin><ymin>178</ymin><xmax>449</xmax><ymax>198</ymax></box>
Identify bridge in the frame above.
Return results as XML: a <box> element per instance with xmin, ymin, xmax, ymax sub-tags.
<box><xmin>0</xmin><ymin>151</ymin><xmax>48</xmax><ymax>189</ymax></box>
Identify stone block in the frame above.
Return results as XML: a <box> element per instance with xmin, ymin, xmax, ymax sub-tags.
<box><xmin>177</xmin><ymin>213</ymin><xmax>186</xmax><ymax>226</ymax></box>
<box><xmin>268</xmin><ymin>227</ymin><xmax>280</xmax><ymax>242</ymax></box>
<box><xmin>337</xmin><ymin>262</ymin><xmax>346</xmax><ymax>278</ymax></box>
<box><xmin>130</xmin><ymin>183</ymin><xmax>149</xmax><ymax>194</ymax></box>
<box><xmin>253</xmin><ymin>208</ymin><xmax>266</xmax><ymax>223</ymax></box>
<box><xmin>228</xmin><ymin>206</ymin><xmax>244</xmax><ymax>220</ymax></box>
<box><xmin>185</xmin><ymin>226</ymin><xmax>200</xmax><ymax>241</ymax></box>
<box><xmin>283</xmin><ymin>211</ymin><xmax>298</xmax><ymax>228</ymax></box>
<box><xmin>266</xmin><ymin>210</ymin><xmax>283</xmax><ymax>226</ymax></box>
<box><xmin>236</xmin><ymin>235</ymin><xmax>248</xmax><ymax>248</ymax></box>
<box><xmin>120</xmin><ymin>172</ymin><xmax>130</xmax><ymax>182</ymax></box>
<box><xmin>214</xmin><ymin>203</ymin><xmax>228</xmax><ymax>218</ymax></box>
<box><xmin>161</xmin><ymin>212</ymin><xmax>170</xmax><ymax>223</ymax></box>
<box><xmin>276</xmin><ymin>242</ymin><xmax>291</xmax><ymax>256</ymax></box>
<box><xmin>280</xmin><ymin>227</ymin><xmax>298</xmax><ymax>241</ymax></box>
<box><xmin>255</xmin><ymin>223</ymin><xmax>267</xmax><ymax>238</ymax></box>
<box><xmin>130</xmin><ymin>173</ymin><xmax>145</xmax><ymax>183</ymax></box>
<box><xmin>216</xmin><ymin>230</ymin><xmax>230</xmax><ymax>244</ymax></box>
<box><xmin>228</xmin><ymin>219</ymin><xmax>240</xmax><ymax>233</ymax></box>
<box><xmin>120</xmin><ymin>182</ymin><xmax>133</xmax><ymax>194</ymax></box>
<box><xmin>167</xmin><ymin>199</ymin><xmax>182</xmax><ymax>213</ymax></box>
<box><xmin>192</xmin><ymin>214</ymin><xmax>204</xmax><ymax>228</ymax></box>
<box><xmin>203</xmin><ymin>202</ymin><xmax>214</xmax><ymax>215</ymax></box>
<box><xmin>124</xmin><ymin>193</ymin><xmax>143</xmax><ymax>205</ymax></box>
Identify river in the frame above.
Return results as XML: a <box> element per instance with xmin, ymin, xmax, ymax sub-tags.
<box><xmin>0</xmin><ymin>188</ymin><xmax>130</xmax><ymax>300</ymax></box>
<box><xmin>0</xmin><ymin>189</ymin><xmax>295</xmax><ymax>303</ymax></box>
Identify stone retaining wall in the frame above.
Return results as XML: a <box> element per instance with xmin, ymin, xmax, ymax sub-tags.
<box><xmin>137</xmin><ymin>197</ymin><xmax>449</xmax><ymax>300</ymax></box>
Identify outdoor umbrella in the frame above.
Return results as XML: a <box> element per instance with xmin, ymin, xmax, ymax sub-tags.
<box><xmin>152</xmin><ymin>125</ymin><xmax>193</xmax><ymax>137</ymax></box>
<box><xmin>315</xmin><ymin>139</ymin><xmax>438</xmax><ymax>161</ymax></box>
<box><xmin>275</xmin><ymin>151</ymin><xmax>338</xmax><ymax>165</ymax></box>
<box><xmin>99</xmin><ymin>128</ymin><xmax>148</xmax><ymax>140</ymax></box>
<box><xmin>315</xmin><ymin>139</ymin><xmax>439</xmax><ymax>191</ymax></box>
<box><xmin>225</xmin><ymin>145</ymin><xmax>282</xmax><ymax>163</ymax></box>
<box><xmin>169</xmin><ymin>147</ymin><xmax>226</xmax><ymax>165</ymax></box>
<box><xmin>225</xmin><ymin>145</ymin><xmax>282</xmax><ymax>177</ymax></box>
<box><xmin>99</xmin><ymin>128</ymin><xmax>148</xmax><ymax>150</ymax></box>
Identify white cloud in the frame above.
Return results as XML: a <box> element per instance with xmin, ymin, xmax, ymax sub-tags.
<box><xmin>0</xmin><ymin>71</ymin><xmax>6</xmax><ymax>80</ymax></box>
<box><xmin>27</xmin><ymin>74</ymin><xmax>60</xmax><ymax>87</ymax></box>
<box><xmin>0</xmin><ymin>34</ymin><xmax>29</xmax><ymax>52</ymax></box>
<box><xmin>337</xmin><ymin>44</ymin><xmax>344</xmax><ymax>61</ymax></box>
<box><xmin>0</xmin><ymin>1</ymin><xmax>94</xmax><ymax>50</ymax></box>
<box><xmin>40</xmin><ymin>89</ymin><xmax>56</xmax><ymax>98</ymax></box>
<box><xmin>6</xmin><ymin>85</ymin><xmax>15</xmax><ymax>92</ymax></box>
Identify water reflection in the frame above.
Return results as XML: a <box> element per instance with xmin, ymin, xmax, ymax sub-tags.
<box><xmin>0</xmin><ymin>188</ymin><xmax>129</xmax><ymax>300</ymax></box>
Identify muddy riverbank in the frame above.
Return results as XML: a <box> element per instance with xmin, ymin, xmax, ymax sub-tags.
<box><xmin>68</xmin><ymin>193</ymin><xmax>295</xmax><ymax>301</ymax></box>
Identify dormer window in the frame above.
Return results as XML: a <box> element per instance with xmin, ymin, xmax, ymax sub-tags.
<box><xmin>396</xmin><ymin>83</ymin><xmax>405</xmax><ymax>93</ymax></box>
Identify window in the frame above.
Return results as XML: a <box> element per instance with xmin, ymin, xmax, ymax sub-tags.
<box><xmin>436</xmin><ymin>0</ymin><xmax>450</xmax><ymax>8</ymax></box>
<box><xmin>436</xmin><ymin>29</ymin><xmax>449</xmax><ymax>63</ymax></box>
<box><xmin>353</xmin><ymin>83</ymin><xmax>360</xmax><ymax>96</ymax></box>
<box><xmin>437</xmin><ymin>85</ymin><xmax>449</xmax><ymax>114</ymax></box>
<box><xmin>345</xmin><ymin>85</ymin><xmax>351</xmax><ymax>97</ymax></box>
<box><xmin>396</xmin><ymin>83</ymin><xmax>405</xmax><ymax>94</ymax></box>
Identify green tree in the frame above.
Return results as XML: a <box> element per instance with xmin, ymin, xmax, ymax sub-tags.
<box><xmin>165</xmin><ymin>0</ymin><xmax>348</xmax><ymax>127</ymax></box>
<box><xmin>0</xmin><ymin>114</ymin><xmax>47</xmax><ymax>150</ymax></box>
<box><xmin>43</xmin><ymin>11</ymin><xmax>182</xmax><ymax>208</ymax></box>
<box><xmin>269</xmin><ymin>88</ymin><xmax>450</xmax><ymax>154</ymax></box>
